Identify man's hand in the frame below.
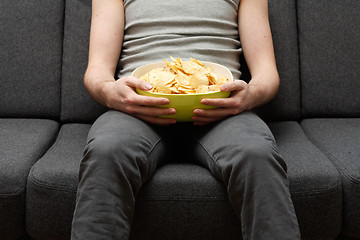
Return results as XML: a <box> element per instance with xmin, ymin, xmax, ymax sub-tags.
<box><xmin>192</xmin><ymin>80</ymin><xmax>258</xmax><ymax>125</ymax></box>
<box><xmin>101</xmin><ymin>76</ymin><xmax>177</xmax><ymax>125</ymax></box>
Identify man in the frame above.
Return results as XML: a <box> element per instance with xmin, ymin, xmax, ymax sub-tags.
<box><xmin>71</xmin><ymin>0</ymin><xmax>301</xmax><ymax>239</ymax></box>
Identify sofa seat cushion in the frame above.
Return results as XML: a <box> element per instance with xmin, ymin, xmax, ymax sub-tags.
<box><xmin>27</xmin><ymin>121</ymin><xmax>342</xmax><ymax>240</ymax></box>
<box><xmin>26</xmin><ymin>124</ymin><xmax>243</xmax><ymax>240</ymax></box>
<box><xmin>301</xmin><ymin>118</ymin><xmax>360</xmax><ymax>238</ymax></box>
<box><xmin>0</xmin><ymin>118</ymin><xmax>58</xmax><ymax>239</ymax></box>
<box><xmin>269</xmin><ymin>121</ymin><xmax>342</xmax><ymax>239</ymax></box>
<box><xmin>26</xmin><ymin>124</ymin><xmax>90</xmax><ymax>240</ymax></box>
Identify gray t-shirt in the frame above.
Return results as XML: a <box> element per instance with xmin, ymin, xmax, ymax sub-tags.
<box><xmin>117</xmin><ymin>0</ymin><xmax>242</xmax><ymax>79</ymax></box>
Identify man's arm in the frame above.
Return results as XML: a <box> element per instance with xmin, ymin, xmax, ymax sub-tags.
<box><xmin>193</xmin><ymin>0</ymin><xmax>279</xmax><ymax>125</ymax></box>
<box><xmin>83</xmin><ymin>0</ymin><xmax>176</xmax><ymax>125</ymax></box>
<box><xmin>83</xmin><ymin>0</ymin><xmax>124</xmax><ymax>105</ymax></box>
<box><xmin>238</xmin><ymin>0</ymin><xmax>280</xmax><ymax>106</ymax></box>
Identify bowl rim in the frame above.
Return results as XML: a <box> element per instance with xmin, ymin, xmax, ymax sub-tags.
<box><xmin>132</xmin><ymin>60</ymin><xmax>233</xmax><ymax>96</ymax></box>
<box><xmin>136</xmin><ymin>88</ymin><xmax>227</xmax><ymax>96</ymax></box>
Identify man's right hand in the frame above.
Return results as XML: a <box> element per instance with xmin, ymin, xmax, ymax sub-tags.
<box><xmin>101</xmin><ymin>76</ymin><xmax>177</xmax><ymax>125</ymax></box>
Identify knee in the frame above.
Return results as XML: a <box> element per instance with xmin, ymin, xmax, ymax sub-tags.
<box><xmin>81</xmin><ymin>133</ymin><xmax>146</xmax><ymax>177</ymax></box>
<box><xmin>85</xmin><ymin>134</ymin><xmax>128</xmax><ymax>163</ymax></box>
<box><xmin>239</xmin><ymin>137</ymin><xmax>286</xmax><ymax>173</ymax></box>
<box><xmin>219</xmin><ymin>137</ymin><xmax>287</xmax><ymax>184</ymax></box>
<box><xmin>79</xmin><ymin>134</ymin><xmax>147</xmax><ymax>193</ymax></box>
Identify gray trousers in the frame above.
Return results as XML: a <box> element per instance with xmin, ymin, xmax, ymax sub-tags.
<box><xmin>71</xmin><ymin>110</ymin><xmax>300</xmax><ymax>240</ymax></box>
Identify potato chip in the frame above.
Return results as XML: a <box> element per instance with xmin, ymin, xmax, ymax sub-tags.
<box><xmin>190</xmin><ymin>73</ymin><xmax>209</xmax><ymax>89</ymax></box>
<box><xmin>208</xmin><ymin>85</ymin><xmax>221</xmax><ymax>92</ymax></box>
<box><xmin>196</xmin><ymin>85</ymin><xmax>209</xmax><ymax>93</ymax></box>
<box><xmin>152</xmin><ymin>84</ymin><xmax>172</xmax><ymax>94</ymax></box>
<box><xmin>145</xmin><ymin>68</ymin><xmax>175</xmax><ymax>86</ymax></box>
<box><xmin>140</xmin><ymin>57</ymin><xmax>230</xmax><ymax>94</ymax></box>
<box><xmin>190</xmin><ymin>58</ymin><xmax>205</xmax><ymax>67</ymax></box>
<box><xmin>176</xmin><ymin>71</ymin><xmax>191</xmax><ymax>87</ymax></box>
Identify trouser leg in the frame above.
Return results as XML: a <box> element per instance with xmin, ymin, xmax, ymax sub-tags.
<box><xmin>71</xmin><ymin>111</ymin><xmax>167</xmax><ymax>240</ymax></box>
<box><xmin>193</xmin><ymin>111</ymin><xmax>300</xmax><ymax>240</ymax></box>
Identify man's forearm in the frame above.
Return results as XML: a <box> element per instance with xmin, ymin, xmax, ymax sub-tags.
<box><xmin>83</xmin><ymin>0</ymin><xmax>125</xmax><ymax>107</ymax></box>
<box><xmin>238</xmin><ymin>0</ymin><xmax>280</xmax><ymax>108</ymax></box>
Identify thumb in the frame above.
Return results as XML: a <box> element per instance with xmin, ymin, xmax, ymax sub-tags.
<box><xmin>138</xmin><ymin>80</ymin><xmax>153</xmax><ymax>91</ymax></box>
<box><xmin>220</xmin><ymin>80</ymin><xmax>247</xmax><ymax>92</ymax></box>
<box><xmin>125</xmin><ymin>76</ymin><xmax>153</xmax><ymax>91</ymax></box>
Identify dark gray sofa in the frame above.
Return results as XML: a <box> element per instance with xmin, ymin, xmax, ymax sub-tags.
<box><xmin>0</xmin><ymin>0</ymin><xmax>359</xmax><ymax>239</ymax></box>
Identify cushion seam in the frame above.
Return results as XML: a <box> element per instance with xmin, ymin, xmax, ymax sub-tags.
<box><xmin>136</xmin><ymin>184</ymin><xmax>342</xmax><ymax>201</ymax></box>
<box><xmin>0</xmin><ymin>191</ymin><xmax>25</xmax><ymax>199</ymax></box>
<box><xmin>290</xmin><ymin>182</ymin><xmax>341</xmax><ymax>197</ymax></box>
<box><xmin>28</xmin><ymin>126</ymin><xmax>78</xmax><ymax>193</ymax></box>
<box><xmin>29</xmin><ymin>175</ymin><xmax>77</xmax><ymax>193</ymax></box>
<box><xmin>301</xmin><ymin>121</ymin><xmax>360</xmax><ymax>185</ymax></box>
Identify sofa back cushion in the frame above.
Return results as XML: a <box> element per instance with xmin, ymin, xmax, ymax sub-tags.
<box><xmin>61</xmin><ymin>0</ymin><xmax>107</xmax><ymax>123</ymax></box>
<box><xmin>0</xmin><ymin>0</ymin><xmax>64</xmax><ymax>119</ymax></box>
<box><xmin>298</xmin><ymin>0</ymin><xmax>360</xmax><ymax>118</ymax></box>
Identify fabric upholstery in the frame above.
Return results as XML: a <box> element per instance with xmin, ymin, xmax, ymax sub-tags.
<box><xmin>61</xmin><ymin>0</ymin><xmax>107</xmax><ymax>123</ymax></box>
<box><xmin>301</xmin><ymin>119</ymin><xmax>360</xmax><ymax>238</ymax></box>
<box><xmin>1</xmin><ymin>0</ymin><xmax>358</xmax><ymax>238</ymax></box>
<box><xmin>298</xmin><ymin>0</ymin><xmax>360</xmax><ymax>118</ymax></box>
<box><xmin>26</xmin><ymin>124</ymin><xmax>90</xmax><ymax>240</ymax></box>
<box><xmin>0</xmin><ymin>119</ymin><xmax>59</xmax><ymax>239</ymax></box>
<box><xmin>269</xmin><ymin>121</ymin><xmax>342</xmax><ymax>239</ymax></box>
<box><xmin>0</xmin><ymin>0</ymin><xmax>63</xmax><ymax>119</ymax></box>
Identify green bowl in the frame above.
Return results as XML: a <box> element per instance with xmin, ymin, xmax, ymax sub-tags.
<box><xmin>132</xmin><ymin>61</ymin><xmax>233</xmax><ymax>122</ymax></box>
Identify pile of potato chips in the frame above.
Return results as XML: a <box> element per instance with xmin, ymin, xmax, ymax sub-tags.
<box><xmin>140</xmin><ymin>57</ymin><xmax>229</xmax><ymax>94</ymax></box>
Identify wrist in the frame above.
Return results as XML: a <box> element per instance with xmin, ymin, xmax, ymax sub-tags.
<box><xmin>248</xmin><ymin>73</ymin><xmax>279</xmax><ymax>108</ymax></box>
<box><xmin>247</xmin><ymin>84</ymin><xmax>263</xmax><ymax>109</ymax></box>
<box><xmin>83</xmin><ymin>68</ymin><xmax>116</xmax><ymax>107</ymax></box>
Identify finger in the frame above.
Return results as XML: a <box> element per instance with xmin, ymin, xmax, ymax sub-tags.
<box><xmin>220</xmin><ymin>79</ymin><xmax>247</xmax><ymax>92</ymax></box>
<box><xmin>200</xmin><ymin>97</ymin><xmax>238</xmax><ymax>108</ymax></box>
<box><xmin>126</xmin><ymin>105</ymin><xmax>176</xmax><ymax>116</ymax></box>
<box><xmin>134</xmin><ymin>94</ymin><xmax>170</xmax><ymax>106</ymax></box>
